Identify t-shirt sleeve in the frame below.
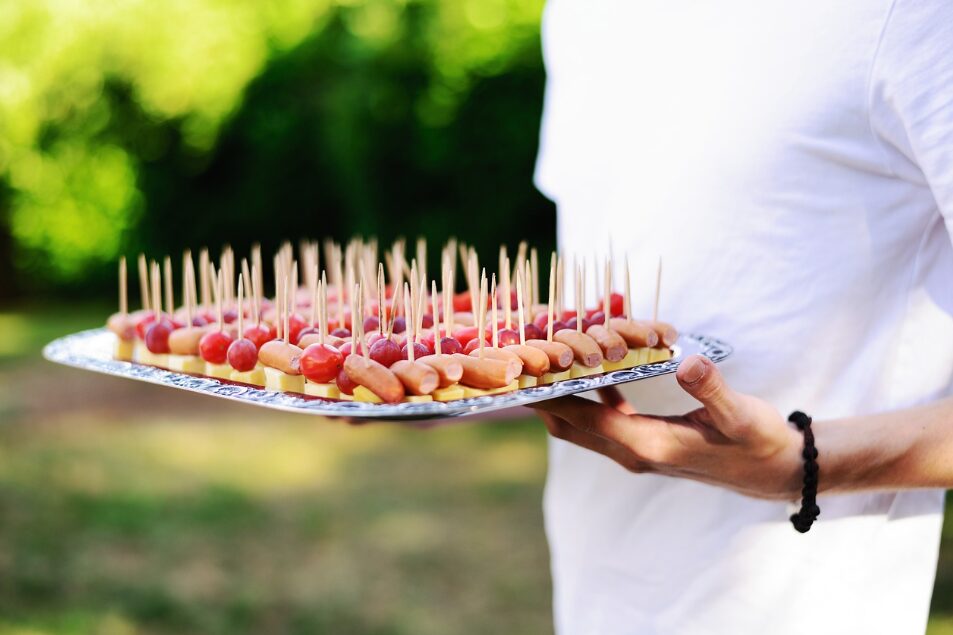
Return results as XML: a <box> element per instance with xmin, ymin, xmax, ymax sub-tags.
<box><xmin>869</xmin><ymin>0</ymin><xmax>953</xmax><ymax>242</ymax></box>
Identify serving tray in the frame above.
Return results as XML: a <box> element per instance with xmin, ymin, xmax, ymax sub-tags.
<box><xmin>43</xmin><ymin>329</ymin><xmax>732</xmax><ymax>421</ymax></box>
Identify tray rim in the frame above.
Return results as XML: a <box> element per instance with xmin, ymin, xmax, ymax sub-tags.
<box><xmin>43</xmin><ymin>328</ymin><xmax>733</xmax><ymax>421</ymax></box>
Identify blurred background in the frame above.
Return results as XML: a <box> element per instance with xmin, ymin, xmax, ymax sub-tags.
<box><xmin>0</xmin><ymin>1</ymin><xmax>949</xmax><ymax>634</ymax></box>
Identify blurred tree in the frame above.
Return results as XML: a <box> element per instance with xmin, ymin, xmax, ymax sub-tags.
<box><xmin>0</xmin><ymin>0</ymin><xmax>553</xmax><ymax>301</ymax></box>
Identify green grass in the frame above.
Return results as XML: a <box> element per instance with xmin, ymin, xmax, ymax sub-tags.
<box><xmin>0</xmin><ymin>305</ymin><xmax>950</xmax><ymax>634</ymax></box>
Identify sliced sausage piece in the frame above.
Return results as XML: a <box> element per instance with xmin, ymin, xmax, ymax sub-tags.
<box><xmin>168</xmin><ymin>326</ymin><xmax>209</xmax><ymax>355</ymax></box>
<box><xmin>525</xmin><ymin>339</ymin><xmax>574</xmax><ymax>371</ymax></box>
<box><xmin>585</xmin><ymin>324</ymin><xmax>627</xmax><ymax>362</ymax></box>
<box><xmin>452</xmin><ymin>353</ymin><xmax>520</xmax><ymax>389</ymax></box>
<box><xmin>647</xmin><ymin>320</ymin><xmax>678</xmax><ymax>348</ymax></box>
<box><xmin>343</xmin><ymin>355</ymin><xmax>405</xmax><ymax>403</ymax></box>
<box><xmin>554</xmin><ymin>330</ymin><xmax>604</xmax><ymax>368</ymax></box>
<box><xmin>259</xmin><ymin>340</ymin><xmax>304</xmax><ymax>375</ymax></box>
<box><xmin>390</xmin><ymin>360</ymin><xmax>439</xmax><ymax>396</ymax></box>
<box><xmin>503</xmin><ymin>344</ymin><xmax>551</xmax><ymax>377</ymax></box>
<box><xmin>608</xmin><ymin>318</ymin><xmax>659</xmax><ymax>348</ymax></box>
<box><xmin>418</xmin><ymin>354</ymin><xmax>464</xmax><ymax>387</ymax></box>
<box><xmin>468</xmin><ymin>347</ymin><xmax>524</xmax><ymax>374</ymax></box>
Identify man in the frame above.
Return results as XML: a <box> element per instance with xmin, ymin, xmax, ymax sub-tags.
<box><xmin>531</xmin><ymin>2</ymin><xmax>953</xmax><ymax>634</ymax></box>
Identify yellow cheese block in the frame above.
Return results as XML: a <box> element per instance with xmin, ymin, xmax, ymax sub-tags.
<box><xmin>570</xmin><ymin>362</ymin><xmax>605</xmax><ymax>378</ymax></box>
<box><xmin>205</xmin><ymin>362</ymin><xmax>233</xmax><ymax>379</ymax></box>
<box><xmin>304</xmin><ymin>381</ymin><xmax>340</xmax><ymax>399</ymax></box>
<box><xmin>139</xmin><ymin>349</ymin><xmax>169</xmax><ymax>368</ymax></box>
<box><xmin>432</xmin><ymin>385</ymin><xmax>465</xmax><ymax>401</ymax></box>
<box><xmin>263</xmin><ymin>366</ymin><xmax>305</xmax><ymax>393</ymax></box>
<box><xmin>602</xmin><ymin>349</ymin><xmax>640</xmax><ymax>372</ymax></box>
<box><xmin>114</xmin><ymin>338</ymin><xmax>134</xmax><ymax>361</ymax></box>
<box><xmin>337</xmin><ymin>392</ymin><xmax>354</xmax><ymax>401</ymax></box>
<box><xmin>403</xmin><ymin>395</ymin><xmax>433</xmax><ymax>403</ymax></box>
<box><xmin>540</xmin><ymin>370</ymin><xmax>572</xmax><ymax>384</ymax></box>
<box><xmin>133</xmin><ymin>341</ymin><xmax>147</xmax><ymax>363</ymax></box>
<box><xmin>168</xmin><ymin>354</ymin><xmax>205</xmax><ymax>374</ymax></box>
<box><xmin>517</xmin><ymin>375</ymin><xmax>538</xmax><ymax>389</ymax></box>
<box><xmin>462</xmin><ymin>380</ymin><xmax>519</xmax><ymax>398</ymax></box>
<box><xmin>353</xmin><ymin>385</ymin><xmax>383</xmax><ymax>403</ymax></box>
<box><xmin>231</xmin><ymin>366</ymin><xmax>266</xmax><ymax>387</ymax></box>
<box><xmin>647</xmin><ymin>348</ymin><xmax>673</xmax><ymax>363</ymax></box>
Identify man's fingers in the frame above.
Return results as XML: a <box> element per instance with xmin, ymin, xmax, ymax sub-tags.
<box><xmin>676</xmin><ymin>356</ymin><xmax>746</xmax><ymax>437</ymax></box>
<box><xmin>597</xmin><ymin>386</ymin><xmax>637</xmax><ymax>415</ymax></box>
<box><xmin>533</xmin><ymin>396</ymin><xmax>680</xmax><ymax>465</ymax></box>
<box><xmin>537</xmin><ymin>411</ymin><xmax>651</xmax><ymax>472</ymax></box>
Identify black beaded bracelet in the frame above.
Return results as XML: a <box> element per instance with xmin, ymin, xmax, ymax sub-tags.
<box><xmin>788</xmin><ymin>411</ymin><xmax>820</xmax><ymax>533</ymax></box>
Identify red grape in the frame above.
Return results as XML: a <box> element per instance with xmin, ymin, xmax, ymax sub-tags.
<box><xmin>363</xmin><ymin>315</ymin><xmax>380</xmax><ymax>334</ymax></box>
<box><xmin>453</xmin><ymin>292</ymin><xmax>472</xmax><ymax>312</ymax></box>
<box><xmin>608</xmin><ymin>293</ymin><xmax>624</xmax><ymax>317</ymax></box>
<box><xmin>227</xmin><ymin>338</ymin><xmax>258</xmax><ymax>372</ymax></box>
<box><xmin>336</xmin><ymin>367</ymin><xmax>358</xmax><ymax>395</ymax></box>
<box><xmin>392</xmin><ymin>316</ymin><xmax>407</xmax><ymax>334</ymax></box>
<box><xmin>369</xmin><ymin>338</ymin><xmax>403</xmax><ymax>368</ymax></box>
<box><xmin>453</xmin><ymin>326</ymin><xmax>480</xmax><ymax>346</ymax></box>
<box><xmin>300</xmin><ymin>344</ymin><xmax>344</xmax><ymax>383</ymax></box>
<box><xmin>295</xmin><ymin>326</ymin><xmax>319</xmax><ymax>345</ymax></box>
<box><xmin>497</xmin><ymin>328</ymin><xmax>520</xmax><ymax>347</ymax></box>
<box><xmin>400</xmin><ymin>341</ymin><xmax>431</xmax><ymax>360</ymax></box>
<box><xmin>523</xmin><ymin>323</ymin><xmax>544</xmax><ymax>341</ymax></box>
<box><xmin>199</xmin><ymin>330</ymin><xmax>233</xmax><ymax>364</ymax></box>
<box><xmin>551</xmin><ymin>320</ymin><xmax>570</xmax><ymax>334</ymax></box>
<box><xmin>439</xmin><ymin>336</ymin><xmax>463</xmax><ymax>355</ymax></box>
<box><xmin>331</xmin><ymin>327</ymin><xmax>351</xmax><ymax>338</ymax></box>
<box><xmin>339</xmin><ymin>341</ymin><xmax>363</xmax><ymax>358</ymax></box>
<box><xmin>533</xmin><ymin>312</ymin><xmax>549</xmax><ymax>329</ymax></box>
<box><xmin>192</xmin><ymin>316</ymin><xmax>209</xmax><ymax>327</ymax></box>
<box><xmin>144</xmin><ymin>320</ymin><xmax>173</xmax><ymax>354</ymax></box>
<box><xmin>588</xmin><ymin>311</ymin><xmax>606</xmax><ymax>325</ymax></box>
<box><xmin>463</xmin><ymin>338</ymin><xmax>491</xmax><ymax>354</ymax></box>
<box><xmin>223</xmin><ymin>309</ymin><xmax>239</xmax><ymax>324</ymax></box>
<box><xmin>243</xmin><ymin>324</ymin><xmax>273</xmax><ymax>350</ymax></box>
<box><xmin>420</xmin><ymin>314</ymin><xmax>434</xmax><ymax>328</ymax></box>
<box><xmin>287</xmin><ymin>314</ymin><xmax>308</xmax><ymax>345</ymax></box>
<box><xmin>136</xmin><ymin>313</ymin><xmax>158</xmax><ymax>339</ymax></box>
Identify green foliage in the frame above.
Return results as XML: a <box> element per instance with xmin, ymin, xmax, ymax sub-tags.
<box><xmin>0</xmin><ymin>0</ymin><xmax>552</xmax><ymax>297</ymax></box>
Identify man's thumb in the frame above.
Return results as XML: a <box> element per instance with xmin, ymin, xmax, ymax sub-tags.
<box><xmin>676</xmin><ymin>355</ymin><xmax>740</xmax><ymax>425</ymax></box>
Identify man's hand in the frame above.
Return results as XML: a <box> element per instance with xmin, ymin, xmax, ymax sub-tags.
<box><xmin>533</xmin><ymin>355</ymin><xmax>805</xmax><ymax>500</ymax></box>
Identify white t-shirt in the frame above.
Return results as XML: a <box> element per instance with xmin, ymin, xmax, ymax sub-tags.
<box><xmin>535</xmin><ymin>2</ymin><xmax>953</xmax><ymax>634</ymax></box>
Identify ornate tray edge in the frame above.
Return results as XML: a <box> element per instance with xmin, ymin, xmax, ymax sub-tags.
<box><xmin>43</xmin><ymin>329</ymin><xmax>733</xmax><ymax>421</ymax></box>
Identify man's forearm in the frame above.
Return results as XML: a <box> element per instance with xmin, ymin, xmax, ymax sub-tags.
<box><xmin>816</xmin><ymin>397</ymin><xmax>953</xmax><ymax>494</ymax></box>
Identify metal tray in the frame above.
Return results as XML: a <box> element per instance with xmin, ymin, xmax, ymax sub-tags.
<box><xmin>43</xmin><ymin>329</ymin><xmax>732</xmax><ymax>420</ymax></box>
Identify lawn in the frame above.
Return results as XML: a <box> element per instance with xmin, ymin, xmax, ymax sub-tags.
<box><xmin>0</xmin><ymin>305</ymin><xmax>949</xmax><ymax>634</ymax></box>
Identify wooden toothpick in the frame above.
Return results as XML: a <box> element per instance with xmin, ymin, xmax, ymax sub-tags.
<box><xmin>603</xmin><ymin>258</ymin><xmax>611</xmax><ymax>327</ymax></box>
<box><xmin>163</xmin><ymin>256</ymin><xmax>174</xmax><ymax>317</ymax></box>
<box><xmin>119</xmin><ymin>257</ymin><xmax>128</xmax><ymax>316</ymax></box>
<box><xmin>432</xmin><ymin>280</ymin><xmax>442</xmax><ymax>356</ymax></box>
<box><xmin>491</xmin><ymin>274</ymin><xmax>498</xmax><ymax>348</ymax></box>
<box><xmin>237</xmin><ymin>273</ymin><xmax>244</xmax><ymax>337</ymax></box>
<box><xmin>516</xmin><ymin>272</ymin><xmax>526</xmax><ymax>346</ymax></box>
<box><xmin>138</xmin><ymin>254</ymin><xmax>150</xmax><ymax>312</ymax></box>
<box><xmin>624</xmin><ymin>254</ymin><xmax>632</xmax><ymax>320</ymax></box>
<box><xmin>404</xmin><ymin>283</ymin><xmax>414</xmax><ymax>362</ymax></box>
<box><xmin>653</xmin><ymin>257</ymin><xmax>662</xmax><ymax>322</ymax></box>
<box><xmin>478</xmin><ymin>270</ymin><xmax>487</xmax><ymax>360</ymax></box>
<box><xmin>547</xmin><ymin>256</ymin><xmax>556</xmax><ymax>342</ymax></box>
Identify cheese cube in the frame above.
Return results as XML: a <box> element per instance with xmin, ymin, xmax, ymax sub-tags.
<box><xmin>353</xmin><ymin>385</ymin><xmax>383</xmax><ymax>403</ymax></box>
<box><xmin>540</xmin><ymin>370</ymin><xmax>572</xmax><ymax>384</ymax></box>
<box><xmin>403</xmin><ymin>395</ymin><xmax>433</xmax><ymax>403</ymax></box>
<box><xmin>168</xmin><ymin>354</ymin><xmax>205</xmax><ymax>374</ymax></box>
<box><xmin>570</xmin><ymin>362</ymin><xmax>605</xmax><ymax>378</ymax></box>
<box><xmin>647</xmin><ymin>348</ymin><xmax>673</xmax><ymax>363</ymax></box>
<box><xmin>433</xmin><ymin>385</ymin><xmax>465</xmax><ymax>402</ymax></box>
<box><xmin>114</xmin><ymin>338</ymin><xmax>135</xmax><ymax>361</ymax></box>
<box><xmin>263</xmin><ymin>366</ymin><xmax>305</xmax><ymax>393</ymax></box>
<box><xmin>231</xmin><ymin>367</ymin><xmax>266</xmax><ymax>387</ymax></box>
<box><xmin>517</xmin><ymin>375</ymin><xmax>538</xmax><ymax>389</ymax></box>
<box><xmin>304</xmin><ymin>381</ymin><xmax>340</xmax><ymax>399</ymax></box>
<box><xmin>602</xmin><ymin>349</ymin><xmax>640</xmax><ymax>372</ymax></box>
<box><xmin>462</xmin><ymin>380</ymin><xmax>519</xmax><ymax>398</ymax></box>
<box><xmin>205</xmin><ymin>362</ymin><xmax>233</xmax><ymax>379</ymax></box>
